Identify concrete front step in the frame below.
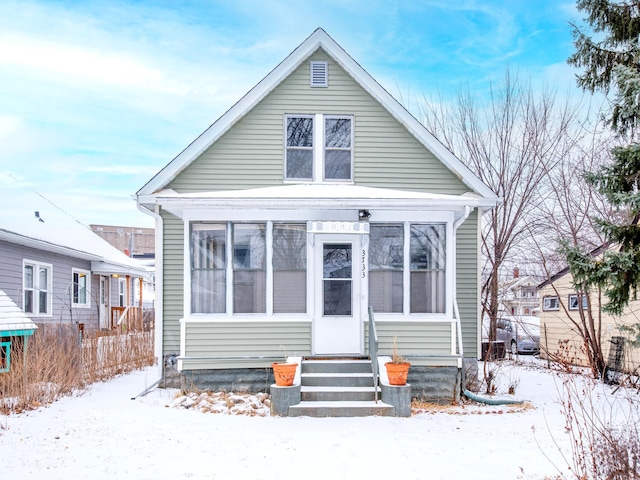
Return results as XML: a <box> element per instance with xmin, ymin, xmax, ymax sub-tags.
<box><xmin>302</xmin><ymin>359</ymin><xmax>372</xmax><ymax>374</ymax></box>
<box><xmin>301</xmin><ymin>372</ymin><xmax>374</xmax><ymax>387</ymax></box>
<box><xmin>287</xmin><ymin>400</ymin><xmax>395</xmax><ymax>418</ymax></box>
<box><xmin>301</xmin><ymin>385</ymin><xmax>380</xmax><ymax>402</ymax></box>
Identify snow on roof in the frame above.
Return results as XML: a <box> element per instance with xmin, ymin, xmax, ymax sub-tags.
<box><xmin>0</xmin><ymin>290</ymin><xmax>37</xmax><ymax>334</ymax></box>
<box><xmin>0</xmin><ymin>173</ymin><xmax>145</xmax><ymax>275</ymax></box>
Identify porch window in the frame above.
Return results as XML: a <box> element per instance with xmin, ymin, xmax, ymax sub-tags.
<box><xmin>23</xmin><ymin>261</ymin><xmax>51</xmax><ymax>316</ymax></box>
<box><xmin>285</xmin><ymin>114</ymin><xmax>353</xmax><ymax>182</ymax></box>
<box><xmin>273</xmin><ymin>224</ymin><xmax>307</xmax><ymax>313</ymax></box>
<box><xmin>233</xmin><ymin>224</ymin><xmax>266</xmax><ymax>313</ymax></box>
<box><xmin>191</xmin><ymin>224</ymin><xmax>226</xmax><ymax>314</ymax></box>
<box><xmin>72</xmin><ymin>269</ymin><xmax>91</xmax><ymax>308</ymax></box>
<box><xmin>410</xmin><ymin>224</ymin><xmax>446</xmax><ymax>313</ymax></box>
<box><xmin>369</xmin><ymin>225</ymin><xmax>403</xmax><ymax>313</ymax></box>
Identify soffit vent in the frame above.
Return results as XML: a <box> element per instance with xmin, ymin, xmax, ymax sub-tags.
<box><xmin>310</xmin><ymin>61</ymin><xmax>328</xmax><ymax>87</ymax></box>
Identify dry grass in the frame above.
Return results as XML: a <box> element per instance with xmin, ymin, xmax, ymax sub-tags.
<box><xmin>554</xmin><ymin>373</ymin><xmax>640</xmax><ymax>480</ymax></box>
<box><xmin>1</xmin><ymin>324</ymin><xmax>154</xmax><ymax>414</ymax></box>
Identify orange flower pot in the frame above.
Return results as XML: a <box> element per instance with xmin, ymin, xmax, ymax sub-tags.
<box><xmin>385</xmin><ymin>362</ymin><xmax>410</xmax><ymax>386</ymax></box>
<box><xmin>272</xmin><ymin>362</ymin><xmax>298</xmax><ymax>386</ymax></box>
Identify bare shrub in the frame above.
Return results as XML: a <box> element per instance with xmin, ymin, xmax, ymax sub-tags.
<box><xmin>555</xmin><ymin>369</ymin><xmax>640</xmax><ymax>479</ymax></box>
<box><xmin>1</xmin><ymin>325</ymin><xmax>154</xmax><ymax>414</ymax></box>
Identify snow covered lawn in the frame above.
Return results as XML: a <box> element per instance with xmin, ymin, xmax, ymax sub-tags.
<box><xmin>0</xmin><ymin>359</ymin><xmax>634</xmax><ymax>479</ymax></box>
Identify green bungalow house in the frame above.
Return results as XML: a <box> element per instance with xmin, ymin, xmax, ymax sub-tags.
<box><xmin>136</xmin><ymin>28</ymin><xmax>498</xmax><ymax>410</ymax></box>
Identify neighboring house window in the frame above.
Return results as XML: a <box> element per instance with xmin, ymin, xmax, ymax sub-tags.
<box><xmin>72</xmin><ymin>269</ymin><xmax>91</xmax><ymax>308</ymax></box>
<box><xmin>568</xmin><ymin>293</ymin><xmax>588</xmax><ymax>311</ymax></box>
<box><xmin>0</xmin><ymin>340</ymin><xmax>10</xmax><ymax>373</ymax></box>
<box><xmin>543</xmin><ymin>296</ymin><xmax>559</xmax><ymax>311</ymax></box>
<box><xmin>23</xmin><ymin>260</ymin><xmax>52</xmax><ymax>316</ymax></box>
<box><xmin>285</xmin><ymin>114</ymin><xmax>353</xmax><ymax>182</ymax></box>
<box><xmin>273</xmin><ymin>224</ymin><xmax>307</xmax><ymax>313</ymax></box>
<box><xmin>369</xmin><ymin>225</ymin><xmax>403</xmax><ymax>313</ymax></box>
<box><xmin>233</xmin><ymin>224</ymin><xmax>266</xmax><ymax>314</ymax></box>
<box><xmin>118</xmin><ymin>278</ymin><xmax>126</xmax><ymax>307</ymax></box>
<box><xmin>410</xmin><ymin>224</ymin><xmax>446</xmax><ymax>313</ymax></box>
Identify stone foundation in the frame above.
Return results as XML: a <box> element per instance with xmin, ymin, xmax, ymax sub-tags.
<box><xmin>407</xmin><ymin>366</ymin><xmax>461</xmax><ymax>404</ymax></box>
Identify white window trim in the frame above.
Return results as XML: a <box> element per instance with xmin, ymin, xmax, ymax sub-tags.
<box><xmin>22</xmin><ymin>259</ymin><xmax>53</xmax><ymax>317</ymax></box>
<box><xmin>542</xmin><ymin>295</ymin><xmax>560</xmax><ymax>311</ymax></box>
<box><xmin>184</xmin><ymin>215</ymin><xmax>454</xmax><ymax>321</ymax></box>
<box><xmin>72</xmin><ymin>268</ymin><xmax>91</xmax><ymax>308</ymax></box>
<box><xmin>284</xmin><ymin>114</ymin><xmax>354</xmax><ymax>184</ymax></box>
<box><xmin>118</xmin><ymin>278</ymin><xmax>127</xmax><ymax>307</ymax></box>
<box><xmin>568</xmin><ymin>293</ymin><xmax>588</xmax><ymax>311</ymax></box>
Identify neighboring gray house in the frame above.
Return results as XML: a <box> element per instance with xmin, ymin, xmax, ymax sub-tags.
<box><xmin>0</xmin><ymin>173</ymin><xmax>148</xmax><ymax>332</ymax></box>
<box><xmin>137</xmin><ymin>29</ymin><xmax>498</xmax><ymax>402</ymax></box>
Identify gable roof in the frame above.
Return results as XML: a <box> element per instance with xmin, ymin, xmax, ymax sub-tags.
<box><xmin>0</xmin><ymin>173</ymin><xmax>146</xmax><ymax>276</ymax></box>
<box><xmin>137</xmin><ymin>28</ymin><xmax>498</xmax><ymax>203</ymax></box>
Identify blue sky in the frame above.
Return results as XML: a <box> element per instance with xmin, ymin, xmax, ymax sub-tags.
<box><xmin>0</xmin><ymin>0</ymin><xmax>583</xmax><ymax>228</ymax></box>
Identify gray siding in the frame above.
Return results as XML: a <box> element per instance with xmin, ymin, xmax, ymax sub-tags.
<box><xmin>0</xmin><ymin>240</ymin><xmax>99</xmax><ymax>328</ymax></box>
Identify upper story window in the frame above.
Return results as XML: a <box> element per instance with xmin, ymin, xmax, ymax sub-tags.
<box><xmin>285</xmin><ymin>114</ymin><xmax>353</xmax><ymax>182</ymax></box>
<box><xmin>23</xmin><ymin>260</ymin><xmax>52</xmax><ymax>316</ymax></box>
<box><xmin>72</xmin><ymin>269</ymin><xmax>91</xmax><ymax>308</ymax></box>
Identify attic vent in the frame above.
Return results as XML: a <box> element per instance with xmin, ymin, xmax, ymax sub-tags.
<box><xmin>310</xmin><ymin>61</ymin><xmax>328</xmax><ymax>87</ymax></box>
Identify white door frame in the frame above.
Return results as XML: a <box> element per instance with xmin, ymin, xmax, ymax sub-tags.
<box><xmin>99</xmin><ymin>275</ymin><xmax>110</xmax><ymax>330</ymax></box>
<box><xmin>312</xmin><ymin>233</ymin><xmax>367</xmax><ymax>355</ymax></box>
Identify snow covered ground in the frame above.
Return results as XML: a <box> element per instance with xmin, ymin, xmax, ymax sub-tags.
<box><xmin>0</xmin><ymin>358</ymin><xmax>635</xmax><ymax>480</ymax></box>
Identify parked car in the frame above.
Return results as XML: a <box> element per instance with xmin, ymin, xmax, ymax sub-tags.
<box><xmin>496</xmin><ymin>317</ymin><xmax>540</xmax><ymax>355</ymax></box>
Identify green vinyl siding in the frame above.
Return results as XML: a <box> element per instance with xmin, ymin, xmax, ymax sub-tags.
<box><xmin>162</xmin><ymin>209</ymin><xmax>184</xmax><ymax>354</ymax></box>
<box><xmin>456</xmin><ymin>211</ymin><xmax>479</xmax><ymax>357</ymax></box>
<box><xmin>168</xmin><ymin>49</ymin><xmax>466</xmax><ymax>195</ymax></box>
<box><xmin>160</xmin><ymin>47</ymin><xmax>481</xmax><ymax>362</ymax></box>
<box><xmin>364</xmin><ymin>320</ymin><xmax>459</xmax><ymax>367</ymax></box>
<box><xmin>182</xmin><ymin>321</ymin><xmax>311</xmax><ymax>369</ymax></box>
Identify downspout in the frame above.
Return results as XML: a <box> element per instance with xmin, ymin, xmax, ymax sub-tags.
<box><xmin>136</xmin><ymin>201</ymin><xmax>164</xmax><ymax>382</ymax></box>
<box><xmin>452</xmin><ymin>206</ymin><xmax>471</xmax><ymax>396</ymax></box>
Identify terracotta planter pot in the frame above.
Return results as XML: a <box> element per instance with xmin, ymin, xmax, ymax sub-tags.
<box><xmin>385</xmin><ymin>362</ymin><xmax>411</xmax><ymax>386</ymax></box>
<box><xmin>272</xmin><ymin>362</ymin><xmax>298</xmax><ymax>386</ymax></box>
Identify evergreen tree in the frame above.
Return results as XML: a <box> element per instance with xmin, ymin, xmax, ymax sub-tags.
<box><xmin>565</xmin><ymin>0</ymin><xmax>640</xmax><ymax>316</ymax></box>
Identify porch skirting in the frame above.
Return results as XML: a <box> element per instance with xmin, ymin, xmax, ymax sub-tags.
<box><xmin>162</xmin><ymin>358</ymin><xmax>463</xmax><ymax>404</ymax></box>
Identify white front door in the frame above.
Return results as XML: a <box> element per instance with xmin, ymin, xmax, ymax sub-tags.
<box><xmin>313</xmin><ymin>235</ymin><xmax>363</xmax><ymax>355</ymax></box>
<box><xmin>99</xmin><ymin>276</ymin><xmax>110</xmax><ymax>329</ymax></box>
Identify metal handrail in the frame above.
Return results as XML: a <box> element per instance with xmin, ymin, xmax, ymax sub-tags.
<box><xmin>368</xmin><ymin>306</ymin><xmax>379</xmax><ymax>402</ymax></box>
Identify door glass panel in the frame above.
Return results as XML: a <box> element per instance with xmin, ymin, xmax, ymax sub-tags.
<box><xmin>323</xmin><ymin>243</ymin><xmax>352</xmax><ymax>316</ymax></box>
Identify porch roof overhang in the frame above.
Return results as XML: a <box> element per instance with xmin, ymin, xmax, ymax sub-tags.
<box><xmin>142</xmin><ymin>184</ymin><xmax>495</xmax><ymax>220</ymax></box>
<box><xmin>0</xmin><ymin>290</ymin><xmax>38</xmax><ymax>337</ymax></box>
<box><xmin>90</xmin><ymin>260</ymin><xmax>148</xmax><ymax>277</ymax></box>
